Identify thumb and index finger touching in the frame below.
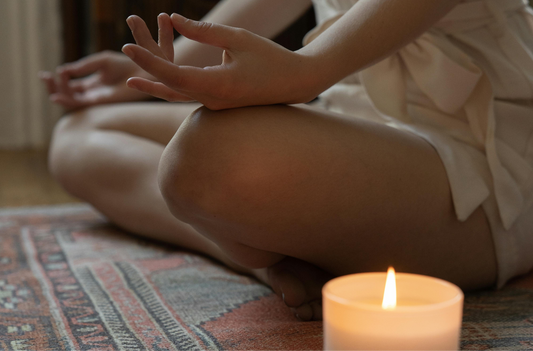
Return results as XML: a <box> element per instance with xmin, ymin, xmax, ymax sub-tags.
<box><xmin>39</xmin><ymin>53</ymin><xmax>108</xmax><ymax>96</ymax></box>
<box><xmin>125</xmin><ymin>13</ymin><xmax>241</xmax><ymax>60</ymax></box>
<box><xmin>58</xmin><ymin>53</ymin><xmax>111</xmax><ymax>79</ymax></box>
<box><xmin>122</xmin><ymin>13</ymin><xmax>243</xmax><ymax>96</ymax></box>
<box><xmin>41</xmin><ymin>13</ymin><xmax>242</xmax><ymax>104</ymax></box>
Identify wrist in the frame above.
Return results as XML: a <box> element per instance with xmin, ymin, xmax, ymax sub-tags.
<box><xmin>290</xmin><ymin>48</ymin><xmax>334</xmax><ymax>103</ymax></box>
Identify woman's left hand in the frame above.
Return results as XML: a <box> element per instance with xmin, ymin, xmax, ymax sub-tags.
<box><xmin>123</xmin><ymin>13</ymin><xmax>317</xmax><ymax>110</ymax></box>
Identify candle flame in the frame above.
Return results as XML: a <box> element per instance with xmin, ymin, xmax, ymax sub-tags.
<box><xmin>382</xmin><ymin>266</ymin><xmax>397</xmax><ymax>309</ymax></box>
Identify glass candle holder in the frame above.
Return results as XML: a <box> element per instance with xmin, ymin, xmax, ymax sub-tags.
<box><xmin>323</xmin><ymin>272</ymin><xmax>464</xmax><ymax>350</ymax></box>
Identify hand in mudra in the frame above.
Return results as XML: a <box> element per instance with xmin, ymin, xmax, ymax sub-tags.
<box><xmin>40</xmin><ymin>51</ymin><xmax>154</xmax><ymax>110</ymax></box>
<box><xmin>123</xmin><ymin>13</ymin><xmax>316</xmax><ymax>110</ymax></box>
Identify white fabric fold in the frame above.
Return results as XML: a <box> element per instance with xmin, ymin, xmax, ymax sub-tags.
<box><xmin>310</xmin><ymin>0</ymin><xmax>533</xmax><ymax>230</ymax></box>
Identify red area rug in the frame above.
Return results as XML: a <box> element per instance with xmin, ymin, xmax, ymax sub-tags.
<box><xmin>0</xmin><ymin>204</ymin><xmax>532</xmax><ymax>350</ymax></box>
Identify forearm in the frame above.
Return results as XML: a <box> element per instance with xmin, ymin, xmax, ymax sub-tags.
<box><xmin>123</xmin><ymin>0</ymin><xmax>462</xmax><ymax>109</ymax></box>
<box><xmin>297</xmin><ymin>0</ymin><xmax>461</xmax><ymax>95</ymax></box>
<box><xmin>172</xmin><ymin>0</ymin><xmax>312</xmax><ymax>67</ymax></box>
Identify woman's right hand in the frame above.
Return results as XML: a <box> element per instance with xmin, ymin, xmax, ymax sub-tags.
<box><xmin>40</xmin><ymin>50</ymin><xmax>155</xmax><ymax>110</ymax></box>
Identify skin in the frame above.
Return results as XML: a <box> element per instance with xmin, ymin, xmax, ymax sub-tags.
<box><xmin>40</xmin><ymin>0</ymin><xmax>313</xmax><ymax>110</ymax></box>
<box><xmin>44</xmin><ymin>0</ymin><xmax>497</xmax><ymax>321</ymax></box>
<box><xmin>121</xmin><ymin>0</ymin><xmax>463</xmax><ymax>109</ymax></box>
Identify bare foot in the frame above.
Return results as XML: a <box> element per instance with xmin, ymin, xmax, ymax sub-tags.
<box><xmin>252</xmin><ymin>257</ymin><xmax>334</xmax><ymax>321</ymax></box>
<box><xmin>212</xmin><ymin>251</ymin><xmax>333</xmax><ymax>321</ymax></box>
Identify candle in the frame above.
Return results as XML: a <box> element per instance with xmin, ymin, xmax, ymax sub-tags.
<box><xmin>323</xmin><ymin>268</ymin><xmax>463</xmax><ymax>350</ymax></box>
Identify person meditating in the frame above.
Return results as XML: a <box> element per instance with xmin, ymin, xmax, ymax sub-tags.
<box><xmin>41</xmin><ymin>0</ymin><xmax>533</xmax><ymax>321</ymax></box>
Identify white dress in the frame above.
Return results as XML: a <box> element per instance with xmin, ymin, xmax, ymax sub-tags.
<box><xmin>305</xmin><ymin>0</ymin><xmax>533</xmax><ymax>287</ymax></box>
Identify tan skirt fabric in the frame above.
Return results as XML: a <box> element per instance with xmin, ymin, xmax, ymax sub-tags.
<box><xmin>305</xmin><ymin>0</ymin><xmax>533</xmax><ymax>287</ymax></box>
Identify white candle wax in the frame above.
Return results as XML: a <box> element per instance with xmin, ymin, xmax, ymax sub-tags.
<box><xmin>323</xmin><ymin>272</ymin><xmax>463</xmax><ymax>350</ymax></box>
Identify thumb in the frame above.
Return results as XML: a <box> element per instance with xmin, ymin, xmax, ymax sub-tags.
<box><xmin>170</xmin><ymin>13</ymin><xmax>245</xmax><ymax>50</ymax></box>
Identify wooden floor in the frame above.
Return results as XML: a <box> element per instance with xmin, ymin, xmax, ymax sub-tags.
<box><xmin>0</xmin><ymin>150</ymin><xmax>80</xmax><ymax>207</ymax></box>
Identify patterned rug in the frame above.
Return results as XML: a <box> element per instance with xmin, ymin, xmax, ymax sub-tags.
<box><xmin>0</xmin><ymin>204</ymin><xmax>531</xmax><ymax>351</ymax></box>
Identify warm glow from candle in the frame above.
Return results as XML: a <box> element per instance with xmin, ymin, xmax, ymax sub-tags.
<box><xmin>382</xmin><ymin>267</ymin><xmax>397</xmax><ymax>309</ymax></box>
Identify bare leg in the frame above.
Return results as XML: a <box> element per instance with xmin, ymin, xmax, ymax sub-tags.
<box><xmin>48</xmin><ymin>101</ymin><xmax>351</xmax><ymax>321</ymax></box>
<box><xmin>49</xmin><ymin>102</ymin><xmax>332</xmax><ymax>321</ymax></box>
<box><xmin>50</xmin><ymin>102</ymin><xmax>498</xmax><ymax>321</ymax></box>
<box><xmin>49</xmin><ymin>102</ymin><xmax>235</xmax><ymax>266</ymax></box>
<box><xmin>158</xmin><ymin>104</ymin><xmax>498</xmax><ymax>319</ymax></box>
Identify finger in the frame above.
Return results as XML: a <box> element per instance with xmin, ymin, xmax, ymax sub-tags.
<box><xmin>127</xmin><ymin>77</ymin><xmax>195</xmax><ymax>102</ymax></box>
<box><xmin>57</xmin><ymin>69</ymin><xmax>73</xmax><ymax>95</ymax></box>
<box><xmin>126</xmin><ymin>15</ymin><xmax>167</xmax><ymax>60</ymax></box>
<box><xmin>122</xmin><ymin>43</ymin><xmax>217</xmax><ymax>94</ymax></box>
<box><xmin>68</xmin><ymin>78</ymin><xmax>97</xmax><ymax>94</ymax></box>
<box><xmin>50</xmin><ymin>93</ymin><xmax>86</xmax><ymax>110</ymax></box>
<box><xmin>170</xmin><ymin>13</ymin><xmax>245</xmax><ymax>50</ymax></box>
<box><xmin>68</xmin><ymin>81</ymin><xmax>85</xmax><ymax>93</ymax></box>
<box><xmin>158</xmin><ymin>13</ymin><xmax>175</xmax><ymax>61</ymax></box>
<box><xmin>39</xmin><ymin>71</ymin><xmax>59</xmax><ymax>94</ymax></box>
<box><xmin>51</xmin><ymin>90</ymin><xmax>109</xmax><ymax>110</ymax></box>
<box><xmin>59</xmin><ymin>53</ymin><xmax>109</xmax><ymax>79</ymax></box>
<box><xmin>69</xmin><ymin>74</ymin><xmax>100</xmax><ymax>92</ymax></box>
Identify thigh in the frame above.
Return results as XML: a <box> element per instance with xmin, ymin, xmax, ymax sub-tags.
<box><xmin>163</xmin><ymin>104</ymin><xmax>497</xmax><ymax>290</ymax></box>
<box><xmin>65</xmin><ymin>102</ymin><xmax>201</xmax><ymax>145</ymax></box>
<box><xmin>49</xmin><ymin>101</ymin><xmax>200</xmax><ymax>197</ymax></box>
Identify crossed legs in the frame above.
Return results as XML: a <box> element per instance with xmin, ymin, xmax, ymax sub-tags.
<box><xmin>48</xmin><ymin>102</ymin><xmax>232</xmax><ymax>265</ymax></box>
<box><xmin>158</xmin><ymin>104</ymin><xmax>497</xmax><ymax>288</ymax></box>
<box><xmin>49</xmin><ymin>102</ymin><xmax>498</xmax><ymax>320</ymax></box>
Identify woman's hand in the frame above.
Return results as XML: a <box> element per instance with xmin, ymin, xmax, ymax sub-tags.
<box><xmin>123</xmin><ymin>13</ymin><xmax>318</xmax><ymax>110</ymax></box>
<box><xmin>39</xmin><ymin>51</ymin><xmax>155</xmax><ymax>110</ymax></box>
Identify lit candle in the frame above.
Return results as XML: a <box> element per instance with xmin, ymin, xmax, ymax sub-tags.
<box><xmin>323</xmin><ymin>267</ymin><xmax>463</xmax><ymax>350</ymax></box>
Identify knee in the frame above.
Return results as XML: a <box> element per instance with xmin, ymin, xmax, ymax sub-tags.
<box><xmin>49</xmin><ymin>111</ymin><xmax>84</xmax><ymax>187</ymax></box>
<box><xmin>158</xmin><ymin>106</ymin><xmax>273</xmax><ymax>223</ymax></box>
<box><xmin>48</xmin><ymin>107</ymin><xmax>105</xmax><ymax>197</ymax></box>
<box><xmin>158</xmin><ymin>107</ymin><xmax>286</xmax><ymax>269</ymax></box>
<box><xmin>159</xmin><ymin>107</ymin><xmax>237</xmax><ymax>221</ymax></box>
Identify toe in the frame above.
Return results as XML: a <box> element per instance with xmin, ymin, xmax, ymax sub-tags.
<box><xmin>293</xmin><ymin>300</ymin><xmax>323</xmax><ymax>321</ymax></box>
<box><xmin>269</xmin><ymin>267</ymin><xmax>307</xmax><ymax>307</ymax></box>
<box><xmin>293</xmin><ymin>304</ymin><xmax>313</xmax><ymax>321</ymax></box>
<box><xmin>310</xmin><ymin>300</ymin><xmax>323</xmax><ymax>320</ymax></box>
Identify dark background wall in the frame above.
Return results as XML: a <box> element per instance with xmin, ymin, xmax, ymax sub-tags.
<box><xmin>61</xmin><ymin>0</ymin><xmax>533</xmax><ymax>64</ymax></box>
<box><xmin>61</xmin><ymin>0</ymin><xmax>316</xmax><ymax>64</ymax></box>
